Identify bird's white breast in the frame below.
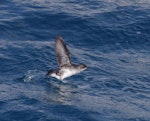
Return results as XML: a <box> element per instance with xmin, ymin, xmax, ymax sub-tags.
<box><xmin>60</xmin><ymin>68</ymin><xmax>78</xmax><ymax>80</ymax></box>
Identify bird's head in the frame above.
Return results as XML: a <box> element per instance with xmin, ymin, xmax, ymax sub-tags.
<box><xmin>78</xmin><ymin>64</ymin><xmax>88</xmax><ymax>71</ymax></box>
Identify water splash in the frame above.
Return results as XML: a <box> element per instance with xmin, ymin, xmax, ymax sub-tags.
<box><xmin>23</xmin><ymin>70</ymin><xmax>45</xmax><ymax>82</ymax></box>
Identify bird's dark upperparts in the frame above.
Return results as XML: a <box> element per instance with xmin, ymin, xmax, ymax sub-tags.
<box><xmin>47</xmin><ymin>36</ymin><xmax>88</xmax><ymax>80</ymax></box>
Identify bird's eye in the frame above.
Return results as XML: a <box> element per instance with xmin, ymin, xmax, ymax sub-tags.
<box><xmin>80</xmin><ymin>64</ymin><xmax>87</xmax><ymax>69</ymax></box>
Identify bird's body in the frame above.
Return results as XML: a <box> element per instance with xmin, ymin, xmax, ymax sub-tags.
<box><xmin>49</xmin><ymin>66</ymin><xmax>77</xmax><ymax>80</ymax></box>
<box><xmin>47</xmin><ymin>36</ymin><xmax>87</xmax><ymax>80</ymax></box>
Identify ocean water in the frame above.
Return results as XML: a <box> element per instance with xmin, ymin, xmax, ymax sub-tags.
<box><xmin>0</xmin><ymin>0</ymin><xmax>150</xmax><ymax>121</ymax></box>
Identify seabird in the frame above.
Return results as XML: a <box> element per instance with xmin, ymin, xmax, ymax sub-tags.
<box><xmin>47</xmin><ymin>36</ymin><xmax>87</xmax><ymax>80</ymax></box>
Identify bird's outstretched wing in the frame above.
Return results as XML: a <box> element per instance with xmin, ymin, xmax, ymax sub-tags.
<box><xmin>55</xmin><ymin>36</ymin><xmax>72</xmax><ymax>68</ymax></box>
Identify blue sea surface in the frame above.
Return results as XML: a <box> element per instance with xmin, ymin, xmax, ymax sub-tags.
<box><xmin>0</xmin><ymin>0</ymin><xmax>150</xmax><ymax>121</ymax></box>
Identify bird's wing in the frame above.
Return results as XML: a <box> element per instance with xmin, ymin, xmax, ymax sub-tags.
<box><xmin>55</xmin><ymin>36</ymin><xmax>72</xmax><ymax>68</ymax></box>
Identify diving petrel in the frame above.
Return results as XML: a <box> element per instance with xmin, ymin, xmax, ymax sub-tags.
<box><xmin>47</xmin><ymin>36</ymin><xmax>87</xmax><ymax>80</ymax></box>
